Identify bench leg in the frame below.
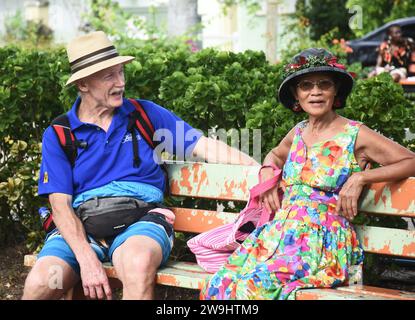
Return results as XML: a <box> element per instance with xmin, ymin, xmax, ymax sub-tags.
<box><xmin>347</xmin><ymin>264</ymin><xmax>363</xmax><ymax>286</ymax></box>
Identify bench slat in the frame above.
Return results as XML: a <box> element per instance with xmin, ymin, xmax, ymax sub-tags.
<box><xmin>172</xmin><ymin>207</ymin><xmax>237</xmax><ymax>233</ymax></box>
<box><xmin>25</xmin><ymin>254</ymin><xmax>363</xmax><ymax>297</ymax></box>
<box><xmin>167</xmin><ymin>162</ymin><xmax>258</xmax><ymax>201</ymax></box>
<box><xmin>359</xmin><ymin>178</ymin><xmax>415</xmax><ymax>217</ymax></box>
<box><xmin>400</xmin><ymin>79</ymin><xmax>415</xmax><ymax>85</ymax></box>
<box><xmin>335</xmin><ymin>285</ymin><xmax>415</xmax><ymax>300</ymax></box>
<box><xmin>26</xmin><ymin>255</ymin><xmax>414</xmax><ymax>300</ymax></box>
<box><xmin>356</xmin><ymin>225</ymin><xmax>415</xmax><ymax>258</ymax></box>
<box><xmin>28</xmin><ymin>254</ymin><xmax>371</xmax><ymax>298</ymax></box>
<box><xmin>24</xmin><ymin>255</ymin><xmax>207</xmax><ymax>290</ymax></box>
<box><xmin>156</xmin><ymin>263</ymin><xmax>208</xmax><ymax>289</ymax></box>
<box><xmin>296</xmin><ymin>287</ymin><xmax>405</xmax><ymax>300</ymax></box>
<box><xmin>172</xmin><ymin>208</ymin><xmax>415</xmax><ymax>259</ymax></box>
<box><xmin>23</xmin><ymin>255</ymin><xmax>362</xmax><ymax>293</ymax></box>
<box><xmin>167</xmin><ymin>163</ymin><xmax>415</xmax><ymax>217</ymax></box>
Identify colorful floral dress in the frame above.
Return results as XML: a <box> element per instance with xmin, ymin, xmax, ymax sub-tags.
<box><xmin>200</xmin><ymin>120</ymin><xmax>365</xmax><ymax>300</ymax></box>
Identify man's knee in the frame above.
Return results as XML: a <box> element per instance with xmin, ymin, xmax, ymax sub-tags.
<box><xmin>114</xmin><ymin>237</ymin><xmax>163</xmax><ymax>285</ymax></box>
<box><xmin>22</xmin><ymin>257</ymin><xmax>78</xmax><ymax>300</ymax></box>
<box><xmin>23</xmin><ymin>269</ymin><xmax>50</xmax><ymax>299</ymax></box>
<box><xmin>130</xmin><ymin>249</ymin><xmax>160</xmax><ymax>275</ymax></box>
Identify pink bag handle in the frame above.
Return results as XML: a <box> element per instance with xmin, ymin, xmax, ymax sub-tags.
<box><xmin>250</xmin><ymin>163</ymin><xmax>281</xmax><ymax>200</ymax></box>
<box><xmin>248</xmin><ymin>164</ymin><xmax>281</xmax><ymax>225</ymax></box>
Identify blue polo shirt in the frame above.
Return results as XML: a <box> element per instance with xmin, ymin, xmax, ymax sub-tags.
<box><xmin>38</xmin><ymin>97</ymin><xmax>203</xmax><ymax>202</ymax></box>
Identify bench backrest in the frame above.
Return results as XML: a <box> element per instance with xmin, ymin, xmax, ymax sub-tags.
<box><xmin>166</xmin><ymin>162</ymin><xmax>415</xmax><ymax>260</ymax></box>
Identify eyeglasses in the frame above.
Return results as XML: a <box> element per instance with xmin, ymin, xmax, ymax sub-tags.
<box><xmin>297</xmin><ymin>79</ymin><xmax>335</xmax><ymax>91</ymax></box>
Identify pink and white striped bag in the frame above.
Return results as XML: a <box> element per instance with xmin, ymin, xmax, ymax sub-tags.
<box><xmin>187</xmin><ymin>164</ymin><xmax>282</xmax><ymax>273</ymax></box>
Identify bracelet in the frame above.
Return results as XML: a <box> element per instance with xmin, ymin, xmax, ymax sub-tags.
<box><xmin>261</xmin><ymin>162</ymin><xmax>280</xmax><ymax>172</ymax></box>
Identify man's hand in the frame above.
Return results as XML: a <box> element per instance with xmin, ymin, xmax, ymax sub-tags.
<box><xmin>335</xmin><ymin>172</ymin><xmax>365</xmax><ymax>221</ymax></box>
<box><xmin>259</xmin><ymin>167</ymin><xmax>281</xmax><ymax>213</ymax></box>
<box><xmin>79</xmin><ymin>254</ymin><xmax>112</xmax><ymax>300</ymax></box>
<box><xmin>48</xmin><ymin>193</ymin><xmax>113</xmax><ymax>300</ymax></box>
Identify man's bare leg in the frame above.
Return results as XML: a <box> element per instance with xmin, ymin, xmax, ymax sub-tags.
<box><xmin>112</xmin><ymin>235</ymin><xmax>162</xmax><ymax>300</ymax></box>
<box><xmin>22</xmin><ymin>256</ymin><xmax>79</xmax><ymax>300</ymax></box>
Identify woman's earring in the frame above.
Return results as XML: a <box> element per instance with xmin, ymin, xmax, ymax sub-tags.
<box><xmin>293</xmin><ymin>100</ymin><xmax>302</xmax><ymax>112</ymax></box>
<box><xmin>334</xmin><ymin>97</ymin><xmax>342</xmax><ymax>108</ymax></box>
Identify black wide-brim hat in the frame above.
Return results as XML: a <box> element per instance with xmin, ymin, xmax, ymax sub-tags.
<box><xmin>278</xmin><ymin>48</ymin><xmax>354</xmax><ymax>111</ymax></box>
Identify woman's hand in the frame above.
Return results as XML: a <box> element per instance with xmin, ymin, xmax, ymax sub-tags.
<box><xmin>336</xmin><ymin>172</ymin><xmax>366</xmax><ymax>221</ymax></box>
<box><xmin>259</xmin><ymin>167</ymin><xmax>281</xmax><ymax>213</ymax></box>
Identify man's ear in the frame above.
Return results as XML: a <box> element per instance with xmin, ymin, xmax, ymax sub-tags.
<box><xmin>76</xmin><ymin>79</ymin><xmax>88</xmax><ymax>93</ymax></box>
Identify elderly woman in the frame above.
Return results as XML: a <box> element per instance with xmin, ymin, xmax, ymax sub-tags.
<box><xmin>200</xmin><ymin>48</ymin><xmax>415</xmax><ymax>300</ymax></box>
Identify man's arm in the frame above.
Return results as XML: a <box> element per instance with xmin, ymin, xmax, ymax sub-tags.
<box><xmin>375</xmin><ymin>53</ymin><xmax>383</xmax><ymax>68</ymax></box>
<box><xmin>375</xmin><ymin>43</ymin><xmax>385</xmax><ymax>68</ymax></box>
<box><xmin>191</xmin><ymin>136</ymin><xmax>260</xmax><ymax>165</ymax></box>
<box><xmin>49</xmin><ymin>193</ymin><xmax>112</xmax><ymax>300</ymax></box>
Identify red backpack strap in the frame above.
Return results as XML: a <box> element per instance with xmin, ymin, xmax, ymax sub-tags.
<box><xmin>126</xmin><ymin>99</ymin><xmax>169</xmax><ymax>195</ymax></box>
<box><xmin>51</xmin><ymin>114</ymin><xmax>78</xmax><ymax>167</ymax></box>
<box><xmin>128</xmin><ymin>98</ymin><xmax>156</xmax><ymax>149</ymax></box>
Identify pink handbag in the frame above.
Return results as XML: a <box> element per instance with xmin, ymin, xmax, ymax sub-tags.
<box><xmin>187</xmin><ymin>164</ymin><xmax>282</xmax><ymax>273</ymax></box>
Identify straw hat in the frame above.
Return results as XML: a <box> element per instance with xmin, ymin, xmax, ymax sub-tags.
<box><xmin>66</xmin><ymin>31</ymin><xmax>134</xmax><ymax>86</ymax></box>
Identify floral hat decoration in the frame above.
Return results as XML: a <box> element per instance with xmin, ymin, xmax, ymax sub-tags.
<box><xmin>278</xmin><ymin>48</ymin><xmax>356</xmax><ymax>111</ymax></box>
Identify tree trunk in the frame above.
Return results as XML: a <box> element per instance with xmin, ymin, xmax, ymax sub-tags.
<box><xmin>265</xmin><ymin>0</ymin><xmax>279</xmax><ymax>64</ymax></box>
<box><xmin>167</xmin><ymin>0</ymin><xmax>199</xmax><ymax>37</ymax></box>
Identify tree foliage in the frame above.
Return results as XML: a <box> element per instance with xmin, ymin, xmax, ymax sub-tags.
<box><xmin>387</xmin><ymin>0</ymin><xmax>415</xmax><ymax>22</ymax></box>
<box><xmin>80</xmin><ymin>0</ymin><xmax>168</xmax><ymax>46</ymax></box>
<box><xmin>346</xmin><ymin>0</ymin><xmax>415</xmax><ymax>38</ymax></box>
<box><xmin>1</xmin><ymin>10</ymin><xmax>53</xmax><ymax>48</ymax></box>
<box><xmin>220</xmin><ymin>0</ymin><xmax>262</xmax><ymax>15</ymax></box>
<box><xmin>294</xmin><ymin>0</ymin><xmax>354</xmax><ymax>41</ymax></box>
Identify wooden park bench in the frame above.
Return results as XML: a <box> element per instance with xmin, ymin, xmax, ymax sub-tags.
<box><xmin>400</xmin><ymin>79</ymin><xmax>415</xmax><ymax>94</ymax></box>
<box><xmin>24</xmin><ymin>162</ymin><xmax>415</xmax><ymax>300</ymax></box>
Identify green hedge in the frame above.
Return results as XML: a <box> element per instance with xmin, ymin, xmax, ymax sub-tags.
<box><xmin>1</xmin><ymin>43</ymin><xmax>414</xmax><ymax>249</ymax></box>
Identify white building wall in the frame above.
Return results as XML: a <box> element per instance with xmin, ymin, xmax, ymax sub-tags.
<box><xmin>198</xmin><ymin>0</ymin><xmax>297</xmax><ymax>59</ymax></box>
<box><xmin>48</xmin><ymin>0</ymin><xmax>88</xmax><ymax>44</ymax></box>
<box><xmin>0</xmin><ymin>0</ymin><xmax>26</xmax><ymax>39</ymax></box>
<box><xmin>0</xmin><ymin>0</ymin><xmax>87</xmax><ymax>44</ymax></box>
<box><xmin>1</xmin><ymin>0</ymin><xmax>297</xmax><ymax>57</ymax></box>
<box><xmin>197</xmin><ymin>0</ymin><xmax>237</xmax><ymax>50</ymax></box>
<box><xmin>0</xmin><ymin>0</ymin><xmax>168</xmax><ymax>44</ymax></box>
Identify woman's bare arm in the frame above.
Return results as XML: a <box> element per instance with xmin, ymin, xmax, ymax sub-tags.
<box><xmin>260</xmin><ymin>127</ymin><xmax>296</xmax><ymax>213</ymax></box>
<box><xmin>337</xmin><ymin>125</ymin><xmax>415</xmax><ymax>220</ymax></box>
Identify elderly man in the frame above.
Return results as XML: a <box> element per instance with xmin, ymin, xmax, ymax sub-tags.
<box><xmin>22</xmin><ymin>31</ymin><xmax>258</xmax><ymax>300</ymax></box>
